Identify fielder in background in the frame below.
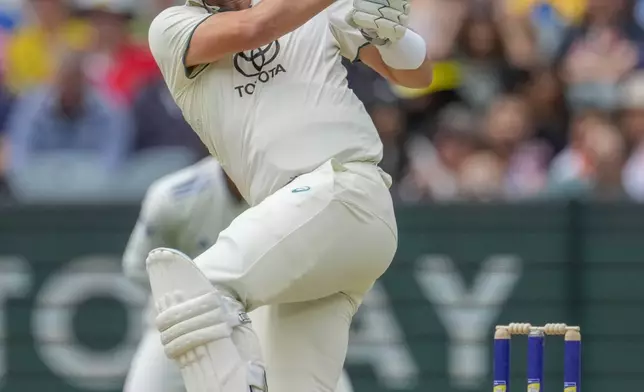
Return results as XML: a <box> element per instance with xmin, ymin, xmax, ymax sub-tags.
<box><xmin>122</xmin><ymin>157</ymin><xmax>355</xmax><ymax>392</ymax></box>
<box><xmin>147</xmin><ymin>0</ymin><xmax>432</xmax><ymax>390</ymax></box>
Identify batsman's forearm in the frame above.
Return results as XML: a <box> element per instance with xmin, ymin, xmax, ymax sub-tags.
<box><xmin>248</xmin><ymin>0</ymin><xmax>335</xmax><ymax>45</ymax></box>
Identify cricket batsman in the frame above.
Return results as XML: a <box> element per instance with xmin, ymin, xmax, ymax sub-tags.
<box><xmin>147</xmin><ymin>0</ymin><xmax>432</xmax><ymax>389</ymax></box>
<box><xmin>122</xmin><ymin>157</ymin><xmax>354</xmax><ymax>392</ymax></box>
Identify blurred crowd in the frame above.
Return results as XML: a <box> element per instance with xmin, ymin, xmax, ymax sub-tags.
<box><xmin>0</xmin><ymin>0</ymin><xmax>643</xmax><ymax>203</ymax></box>
<box><xmin>0</xmin><ymin>0</ymin><xmax>207</xmax><ymax>202</ymax></box>
<box><xmin>352</xmin><ymin>0</ymin><xmax>644</xmax><ymax>203</ymax></box>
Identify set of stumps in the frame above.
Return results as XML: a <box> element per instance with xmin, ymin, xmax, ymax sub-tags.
<box><xmin>493</xmin><ymin>323</ymin><xmax>581</xmax><ymax>392</ymax></box>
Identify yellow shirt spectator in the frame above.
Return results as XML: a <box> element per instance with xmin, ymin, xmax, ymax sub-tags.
<box><xmin>508</xmin><ymin>0</ymin><xmax>587</xmax><ymax>22</ymax></box>
<box><xmin>4</xmin><ymin>18</ymin><xmax>90</xmax><ymax>94</ymax></box>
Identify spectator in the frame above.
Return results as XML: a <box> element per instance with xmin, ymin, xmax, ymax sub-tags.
<box><xmin>543</xmin><ymin>115</ymin><xmax>627</xmax><ymax>199</ymax></box>
<box><xmin>397</xmin><ymin>104</ymin><xmax>479</xmax><ymax>202</ymax></box>
<box><xmin>557</xmin><ymin>0</ymin><xmax>642</xmax><ymax>112</ymax></box>
<box><xmin>522</xmin><ymin>68</ymin><xmax>569</xmax><ymax>152</ymax></box>
<box><xmin>452</xmin><ymin>4</ymin><xmax>530</xmax><ymax>114</ymax></box>
<box><xmin>417</xmin><ymin>0</ymin><xmax>467</xmax><ymax>60</ymax></box>
<box><xmin>6</xmin><ymin>50</ymin><xmax>132</xmax><ymax>171</ymax></box>
<box><xmin>3</xmin><ymin>0</ymin><xmax>90</xmax><ymax>94</ymax></box>
<box><xmin>78</xmin><ymin>0</ymin><xmax>158</xmax><ymax>106</ymax></box>
<box><xmin>132</xmin><ymin>78</ymin><xmax>208</xmax><ymax>157</ymax></box>
<box><xmin>589</xmin><ymin>124</ymin><xmax>627</xmax><ymax>199</ymax></box>
<box><xmin>484</xmin><ymin>94</ymin><xmax>552</xmax><ymax>198</ymax></box>
<box><xmin>0</xmin><ymin>85</ymin><xmax>13</xmax><ymax>198</ymax></box>
<box><xmin>618</xmin><ymin>72</ymin><xmax>644</xmax><ymax>200</ymax></box>
<box><xmin>549</xmin><ymin>110</ymin><xmax>606</xmax><ymax>184</ymax></box>
<box><xmin>505</xmin><ymin>0</ymin><xmax>587</xmax><ymax>59</ymax></box>
<box><xmin>495</xmin><ymin>0</ymin><xmax>539</xmax><ymax>70</ymax></box>
<box><xmin>457</xmin><ymin>150</ymin><xmax>506</xmax><ymax>201</ymax></box>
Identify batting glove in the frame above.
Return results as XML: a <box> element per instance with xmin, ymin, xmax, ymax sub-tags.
<box><xmin>346</xmin><ymin>0</ymin><xmax>411</xmax><ymax>45</ymax></box>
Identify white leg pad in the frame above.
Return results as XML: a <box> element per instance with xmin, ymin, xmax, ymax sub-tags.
<box><xmin>147</xmin><ymin>248</ymin><xmax>267</xmax><ymax>392</ymax></box>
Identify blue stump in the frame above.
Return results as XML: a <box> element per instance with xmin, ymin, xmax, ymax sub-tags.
<box><xmin>527</xmin><ymin>329</ymin><xmax>545</xmax><ymax>392</ymax></box>
<box><xmin>564</xmin><ymin>329</ymin><xmax>582</xmax><ymax>392</ymax></box>
<box><xmin>493</xmin><ymin>327</ymin><xmax>510</xmax><ymax>392</ymax></box>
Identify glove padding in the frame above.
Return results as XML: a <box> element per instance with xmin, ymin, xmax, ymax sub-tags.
<box><xmin>347</xmin><ymin>0</ymin><xmax>411</xmax><ymax>45</ymax></box>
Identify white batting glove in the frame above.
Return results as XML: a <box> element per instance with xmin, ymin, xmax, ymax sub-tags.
<box><xmin>347</xmin><ymin>0</ymin><xmax>411</xmax><ymax>45</ymax></box>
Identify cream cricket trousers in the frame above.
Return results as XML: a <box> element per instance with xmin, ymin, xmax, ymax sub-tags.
<box><xmin>193</xmin><ymin>159</ymin><xmax>398</xmax><ymax>391</ymax></box>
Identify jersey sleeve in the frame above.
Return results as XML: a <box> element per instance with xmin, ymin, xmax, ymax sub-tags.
<box><xmin>327</xmin><ymin>0</ymin><xmax>370</xmax><ymax>62</ymax></box>
<box><xmin>148</xmin><ymin>6</ymin><xmax>213</xmax><ymax>94</ymax></box>
<box><xmin>122</xmin><ymin>184</ymin><xmax>176</xmax><ymax>289</ymax></box>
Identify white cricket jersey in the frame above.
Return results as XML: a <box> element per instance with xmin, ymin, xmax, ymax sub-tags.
<box><xmin>148</xmin><ymin>0</ymin><xmax>388</xmax><ymax>206</ymax></box>
<box><xmin>122</xmin><ymin>157</ymin><xmax>247</xmax><ymax>285</ymax></box>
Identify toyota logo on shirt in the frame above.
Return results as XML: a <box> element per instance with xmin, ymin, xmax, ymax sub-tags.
<box><xmin>232</xmin><ymin>40</ymin><xmax>287</xmax><ymax>98</ymax></box>
<box><xmin>233</xmin><ymin>41</ymin><xmax>281</xmax><ymax>77</ymax></box>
